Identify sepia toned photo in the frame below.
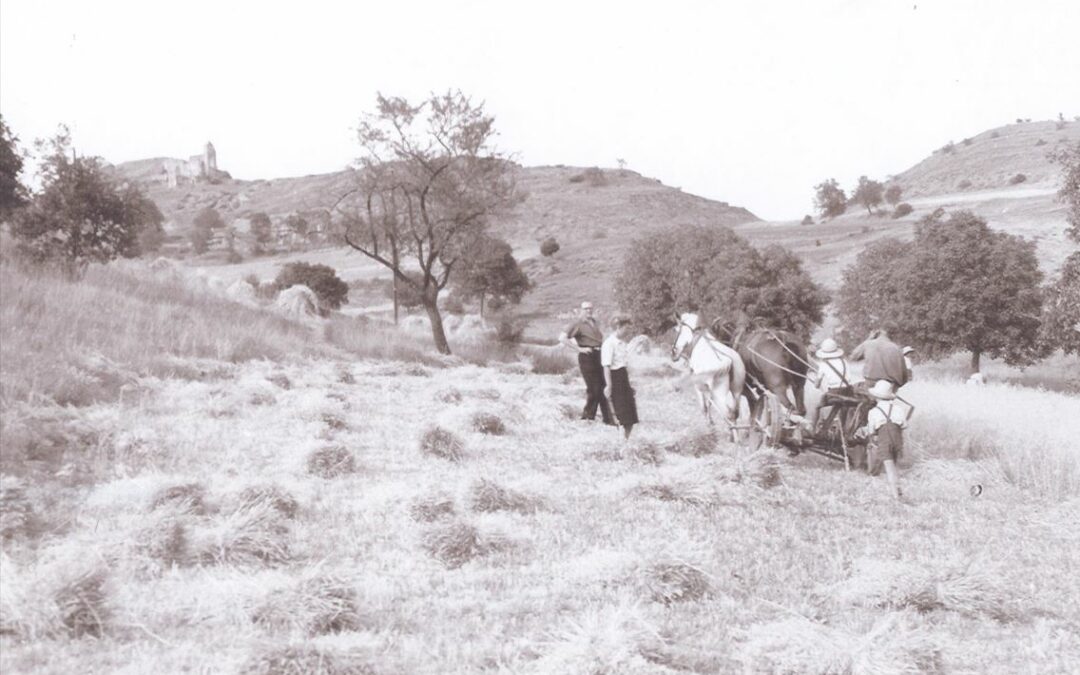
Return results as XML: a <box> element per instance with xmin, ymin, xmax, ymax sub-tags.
<box><xmin>1</xmin><ymin>1</ymin><xmax>1078</xmax><ymax>673</ymax></box>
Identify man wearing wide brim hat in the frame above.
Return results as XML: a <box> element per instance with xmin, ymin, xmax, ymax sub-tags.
<box><xmin>808</xmin><ymin>338</ymin><xmax>854</xmax><ymax>432</ymax></box>
<box><xmin>859</xmin><ymin>379</ymin><xmax>913</xmax><ymax>500</ymax></box>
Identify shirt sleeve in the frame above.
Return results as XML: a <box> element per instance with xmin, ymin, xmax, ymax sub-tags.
<box><xmin>561</xmin><ymin>320</ymin><xmax>579</xmax><ymax>341</ymax></box>
<box><xmin>600</xmin><ymin>337</ymin><xmax>614</xmax><ymax>367</ymax></box>
<box><xmin>866</xmin><ymin>407</ymin><xmax>886</xmax><ymax>434</ymax></box>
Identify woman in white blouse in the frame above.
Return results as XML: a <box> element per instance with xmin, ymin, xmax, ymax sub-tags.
<box><xmin>601</xmin><ymin>316</ymin><xmax>639</xmax><ymax>439</ymax></box>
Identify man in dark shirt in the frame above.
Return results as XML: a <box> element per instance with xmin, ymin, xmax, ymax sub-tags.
<box><xmin>850</xmin><ymin>329</ymin><xmax>909</xmax><ymax>391</ymax></box>
<box><xmin>559</xmin><ymin>301</ymin><xmax>615</xmax><ymax>425</ymax></box>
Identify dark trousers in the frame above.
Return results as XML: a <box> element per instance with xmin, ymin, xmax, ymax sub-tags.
<box><xmin>578</xmin><ymin>350</ymin><xmax>615</xmax><ymax>424</ymax></box>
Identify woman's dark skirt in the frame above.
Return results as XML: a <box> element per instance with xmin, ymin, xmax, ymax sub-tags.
<box><xmin>609</xmin><ymin>367</ymin><xmax>638</xmax><ymax>427</ymax></box>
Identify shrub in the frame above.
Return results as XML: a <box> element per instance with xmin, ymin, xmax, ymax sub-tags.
<box><xmin>274</xmin><ymin>262</ymin><xmax>349</xmax><ymax>311</ymax></box>
<box><xmin>568</xmin><ymin>173</ymin><xmax>585</xmax><ymax>184</ymax></box>
<box><xmin>892</xmin><ymin>203</ymin><xmax>914</xmax><ymax>218</ymax></box>
<box><xmin>443</xmin><ymin>294</ymin><xmax>466</xmax><ymax>315</ymax></box>
<box><xmin>583</xmin><ymin>166</ymin><xmax>607</xmax><ymax>187</ymax></box>
<box><xmin>306</xmin><ymin>446</ymin><xmax>356</xmax><ymax>478</ymax></box>
<box><xmin>958</xmin><ymin>180</ymin><xmax>973</xmax><ymax>190</ymax></box>
<box><xmin>1009</xmin><ymin>173</ymin><xmax>1027</xmax><ymax>185</ymax></box>
<box><xmin>420</xmin><ymin>426</ymin><xmax>465</xmax><ymax>461</ymax></box>
<box><xmin>495</xmin><ymin>314</ymin><xmax>528</xmax><ymax>345</ymax></box>
<box><xmin>800</xmin><ymin>215</ymin><xmax>813</xmax><ymax>226</ymax></box>
<box><xmin>226</xmin><ymin>249</ymin><xmax>243</xmax><ymax>264</ymax></box>
<box><xmin>471</xmin><ymin>412</ymin><xmax>507</xmax><ymax>435</ymax></box>
<box><xmin>962</xmin><ymin>137</ymin><xmax>973</xmax><ymax>146</ymax></box>
<box><xmin>941</xmin><ymin>141</ymin><xmax>955</xmax><ymax>154</ymax></box>
<box><xmin>540</xmin><ymin>236</ymin><xmax>560</xmax><ymax>256</ymax></box>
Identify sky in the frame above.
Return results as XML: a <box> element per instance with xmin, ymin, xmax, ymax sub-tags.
<box><xmin>2</xmin><ymin>0</ymin><xmax>1079</xmax><ymax>220</ymax></box>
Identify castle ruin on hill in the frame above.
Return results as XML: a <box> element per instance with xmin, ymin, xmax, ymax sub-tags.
<box><xmin>156</xmin><ymin>142</ymin><xmax>229</xmax><ymax>187</ymax></box>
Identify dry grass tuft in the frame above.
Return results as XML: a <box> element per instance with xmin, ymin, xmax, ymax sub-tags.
<box><xmin>741</xmin><ymin>611</ymin><xmax>941</xmax><ymax>675</ymax></box>
<box><xmin>193</xmin><ymin>502</ymin><xmax>291</xmax><ymax>566</ymax></box>
<box><xmin>627</xmin><ymin>440</ymin><xmax>665</xmax><ymax>465</ymax></box>
<box><xmin>409</xmin><ymin>494</ymin><xmax>456</xmax><ymax>522</ymax></box>
<box><xmin>832</xmin><ymin>558</ymin><xmax>1014</xmax><ymax>621</ymax></box>
<box><xmin>149</xmin><ymin>482</ymin><xmax>208</xmax><ymax>515</ymax></box>
<box><xmin>306</xmin><ymin>446</ymin><xmax>357</xmax><ymax>478</ymax></box>
<box><xmin>0</xmin><ymin>475</ymin><xmax>33</xmax><ymax>539</ymax></box>
<box><xmin>266</xmin><ymin>374</ymin><xmax>292</xmax><ymax>390</ymax></box>
<box><xmin>713</xmin><ymin>451</ymin><xmax>783</xmax><ymax>489</ymax></box>
<box><xmin>53</xmin><ymin>568</ymin><xmax>109</xmax><ymax>638</ymax></box>
<box><xmin>237</xmin><ymin>484</ymin><xmax>300</xmax><ymax>519</ymax></box>
<box><xmin>644</xmin><ymin>561</ymin><xmax>711</xmax><ymax>604</ymax></box>
<box><xmin>469</xmin><ymin>478</ymin><xmax>542</xmax><ymax>514</ymax></box>
<box><xmin>252</xmin><ymin>574</ymin><xmax>364</xmax><ymax>636</ymax></box>
<box><xmin>240</xmin><ymin>645</ymin><xmax>377</xmax><ymax>675</ymax></box>
<box><xmin>471</xmin><ymin>412</ymin><xmax>507</xmax><ymax>435</ymax></box>
<box><xmin>419</xmin><ymin>426</ymin><xmax>465</xmax><ymax>461</ymax></box>
<box><xmin>436</xmin><ymin>387</ymin><xmax>463</xmax><ymax>403</ymax></box>
<box><xmin>637</xmin><ymin>480</ymin><xmax>715</xmax><ymax>507</ymax></box>
<box><xmin>321</xmin><ymin>413</ymin><xmax>349</xmax><ymax>431</ymax></box>
<box><xmin>133</xmin><ymin>514</ymin><xmax>191</xmax><ymax>568</ymax></box>
<box><xmin>421</xmin><ymin>521</ymin><xmax>510</xmax><ymax>569</ymax></box>
<box><xmin>664</xmin><ymin>429</ymin><xmax>718</xmax><ymax>457</ymax></box>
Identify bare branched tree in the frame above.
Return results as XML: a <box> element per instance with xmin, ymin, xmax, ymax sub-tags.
<box><xmin>334</xmin><ymin>91</ymin><xmax>521</xmax><ymax>354</ymax></box>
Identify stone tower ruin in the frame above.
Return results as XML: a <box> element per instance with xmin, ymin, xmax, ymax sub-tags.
<box><xmin>204</xmin><ymin>142</ymin><xmax>217</xmax><ymax>174</ymax></box>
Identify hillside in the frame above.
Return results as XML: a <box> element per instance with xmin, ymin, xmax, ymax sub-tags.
<box><xmin>891</xmin><ymin>119</ymin><xmax>1080</xmax><ymax>197</ymax></box>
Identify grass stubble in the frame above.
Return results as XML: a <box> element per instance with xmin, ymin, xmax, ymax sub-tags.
<box><xmin>0</xmin><ymin>260</ymin><xmax>1078</xmax><ymax>673</ymax></box>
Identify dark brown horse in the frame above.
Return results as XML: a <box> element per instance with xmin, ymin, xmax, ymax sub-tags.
<box><xmin>712</xmin><ymin>320</ymin><xmax>809</xmax><ymax>419</ymax></box>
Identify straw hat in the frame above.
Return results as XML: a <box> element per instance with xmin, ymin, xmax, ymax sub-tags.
<box><xmin>867</xmin><ymin>379</ymin><xmax>896</xmax><ymax>400</ymax></box>
<box><xmin>815</xmin><ymin>338</ymin><xmax>844</xmax><ymax>359</ymax></box>
<box><xmin>902</xmin><ymin>346</ymin><xmax>915</xmax><ymax>355</ymax></box>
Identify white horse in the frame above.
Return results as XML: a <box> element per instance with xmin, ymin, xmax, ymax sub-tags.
<box><xmin>671</xmin><ymin>312</ymin><xmax>747</xmax><ymax>437</ymax></box>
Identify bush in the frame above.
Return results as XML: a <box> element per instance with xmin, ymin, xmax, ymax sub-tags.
<box><xmin>443</xmin><ymin>294</ymin><xmax>466</xmax><ymax>315</ymax></box>
<box><xmin>958</xmin><ymin>180</ymin><xmax>973</xmax><ymax>190</ymax></box>
<box><xmin>274</xmin><ymin>262</ymin><xmax>349</xmax><ymax>311</ymax></box>
<box><xmin>991</xmin><ymin>131</ymin><xmax>1000</xmax><ymax>138</ymax></box>
<box><xmin>941</xmin><ymin>141</ymin><xmax>955</xmax><ymax>154</ymax></box>
<box><xmin>226</xmin><ymin>249</ymin><xmax>243</xmax><ymax>264</ymax></box>
<box><xmin>495</xmin><ymin>314</ymin><xmax>528</xmax><ymax>345</ymax></box>
<box><xmin>1009</xmin><ymin>173</ymin><xmax>1027</xmax><ymax>185</ymax></box>
<box><xmin>540</xmin><ymin>237</ymin><xmax>560</xmax><ymax>256</ymax></box>
<box><xmin>892</xmin><ymin>203</ymin><xmax>914</xmax><ymax>218</ymax></box>
<box><xmin>583</xmin><ymin>167</ymin><xmax>607</xmax><ymax>187</ymax></box>
<box><xmin>568</xmin><ymin>173</ymin><xmax>585</xmax><ymax>184</ymax></box>
<box><xmin>800</xmin><ymin>215</ymin><xmax>814</xmax><ymax>226</ymax></box>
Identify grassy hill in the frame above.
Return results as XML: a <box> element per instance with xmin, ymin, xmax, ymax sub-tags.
<box><xmin>891</xmin><ymin>119</ymin><xmax>1080</xmax><ymax>197</ymax></box>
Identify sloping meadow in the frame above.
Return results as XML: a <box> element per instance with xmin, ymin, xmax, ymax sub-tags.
<box><xmin>2</xmin><ymin>345</ymin><xmax>1078</xmax><ymax>673</ymax></box>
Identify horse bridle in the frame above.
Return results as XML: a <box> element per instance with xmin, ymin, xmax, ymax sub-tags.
<box><xmin>670</xmin><ymin>317</ymin><xmax>703</xmax><ymax>362</ymax></box>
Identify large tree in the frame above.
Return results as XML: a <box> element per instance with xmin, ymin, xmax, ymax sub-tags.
<box><xmin>1040</xmin><ymin>251</ymin><xmax>1080</xmax><ymax>356</ymax></box>
<box><xmin>191</xmin><ymin>207</ymin><xmax>224</xmax><ymax>254</ymax></box>
<box><xmin>1050</xmin><ymin>141</ymin><xmax>1080</xmax><ymax>243</ymax></box>
<box><xmin>851</xmin><ymin>176</ymin><xmax>885</xmax><ymax>215</ymax></box>
<box><xmin>837</xmin><ymin>210</ymin><xmax>1044</xmax><ymax>373</ymax></box>
<box><xmin>11</xmin><ymin>129</ymin><xmax>158</xmax><ymax>275</ymax></box>
<box><xmin>0</xmin><ymin>115</ymin><xmax>28</xmax><ymax>220</ymax></box>
<box><xmin>119</xmin><ymin>184</ymin><xmax>165</xmax><ymax>255</ymax></box>
<box><xmin>335</xmin><ymin>91</ymin><xmax>521</xmax><ymax>354</ymax></box>
<box><xmin>451</xmin><ymin>234</ymin><xmax>531</xmax><ymax>317</ymax></box>
<box><xmin>615</xmin><ymin>225</ymin><xmax>828</xmax><ymax>337</ymax></box>
<box><xmin>813</xmin><ymin>178</ymin><xmax>847</xmax><ymax>219</ymax></box>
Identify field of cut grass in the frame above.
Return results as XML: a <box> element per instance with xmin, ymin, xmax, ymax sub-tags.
<box><xmin>1</xmin><ymin>263</ymin><xmax>1078</xmax><ymax>673</ymax></box>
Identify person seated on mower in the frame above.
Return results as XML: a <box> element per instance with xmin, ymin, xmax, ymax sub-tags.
<box><xmin>850</xmin><ymin>328</ymin><xmax>909</xmax><ymax>393</ymax></box>
<box><xmin>807</xmin><ymin>338</ymin><xmax>856</xmax><ymax>432</ymax></box>
<box><xmin>855</xmin><ymin>379</ymin><xmax>913</xmax><ymax>501</ymax></box>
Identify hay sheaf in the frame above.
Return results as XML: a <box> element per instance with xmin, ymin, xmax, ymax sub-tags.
<box><xmin>149</xmin><ymin>482</ymin><xmax>209</xmax><ymax>515</ymax></box>
<box><xmin>421</xmin><ymin>521</ymin><xmax>511</xmax><ymax>569</ymax></box>
<box><xmin>831</xmin><ymin>558</ymin><xmax>1015</xmax><ymax>621</ymax></box>
<box><xmin>132</xmin><ymin>514</ymin><xmax>191</xmax><ymax>569</ymax></box>
<box><xmin>636</xmin><ymin>480</ymin><xmax>715</xmax><ymax>507</ymax></box>
<box><xmin>716</xmin><ymin>451</ymin><xmax>783</xmax><ymax>489</ymax></box>
<box><xmin>54</xmin><ymin>568</ymin><xmax>109</xmax><ymax>638</ymax></box>
<box><xmin>664</xmin><ymin>430</ymin><xmax>718</xmax><ymax>457</ymax></box>
<box><xmin>436</xmin><ymin>387</ymin><xmax>463</xmax><ymax>404</ymax></box>
<box><xmin>643</xmin><ymin>562</ymin><xmax>711</xmax><ymax>604</ymax></box>
<box><xmin>470</xmin><ymin>412</ymin><xmax>507</xmax><ymax>435</ymax></box>
<box><xmin>240</xmin><ymin>645</ymin><xmax>377</xmax><ymax>675</ymax></box>
<box><xmin>419</xmin><ymin>427</ymin><xmax>466</xmax><ymax>462</ymax></box>
<box><xmin>0</xmin><ymin>475</ymin><xmax>33</xmax><ymax>539</ymax></box>
<box><xmin>252</xmin><ymin>574</ymin><xmax>364</xmax><ymax>635</ymax></box>
<box><xmin>469</xmin><ymin>479</ymin><xmax>542</xmax><ymax>514</ymax></box>
<box><xmin>530</xmin><ymin>601</ymin><xmax>663</xmax><ymax>674</ymax></box>
<box><xmin>741</xmin><ymin>611</ymin><xmax>942</xmax><ymax>675</ymax></box>
<box><xmin>236</xmin><ymin>484</ymin><xmax>300</xmax><ymax>519</ymax></box>
<box><xmin>307</xmin><ymin>446</ymin><xmax>357</xmax><ymax>478</ymax></box>
<box><xmin>409</xmin><ymin>494</ymin><xmax>456</xmax><ymax>522</ymax></box>
<box><xmin>193</xmin><ymin>503</ymin><xmax>291</xmax><ymax>566</ymax></box>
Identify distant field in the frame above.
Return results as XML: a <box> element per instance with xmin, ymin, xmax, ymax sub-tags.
<box><xmin>1</xmin><ymin>260</ymin><xmax>1078</xmax><ymax>673</ymax></box>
